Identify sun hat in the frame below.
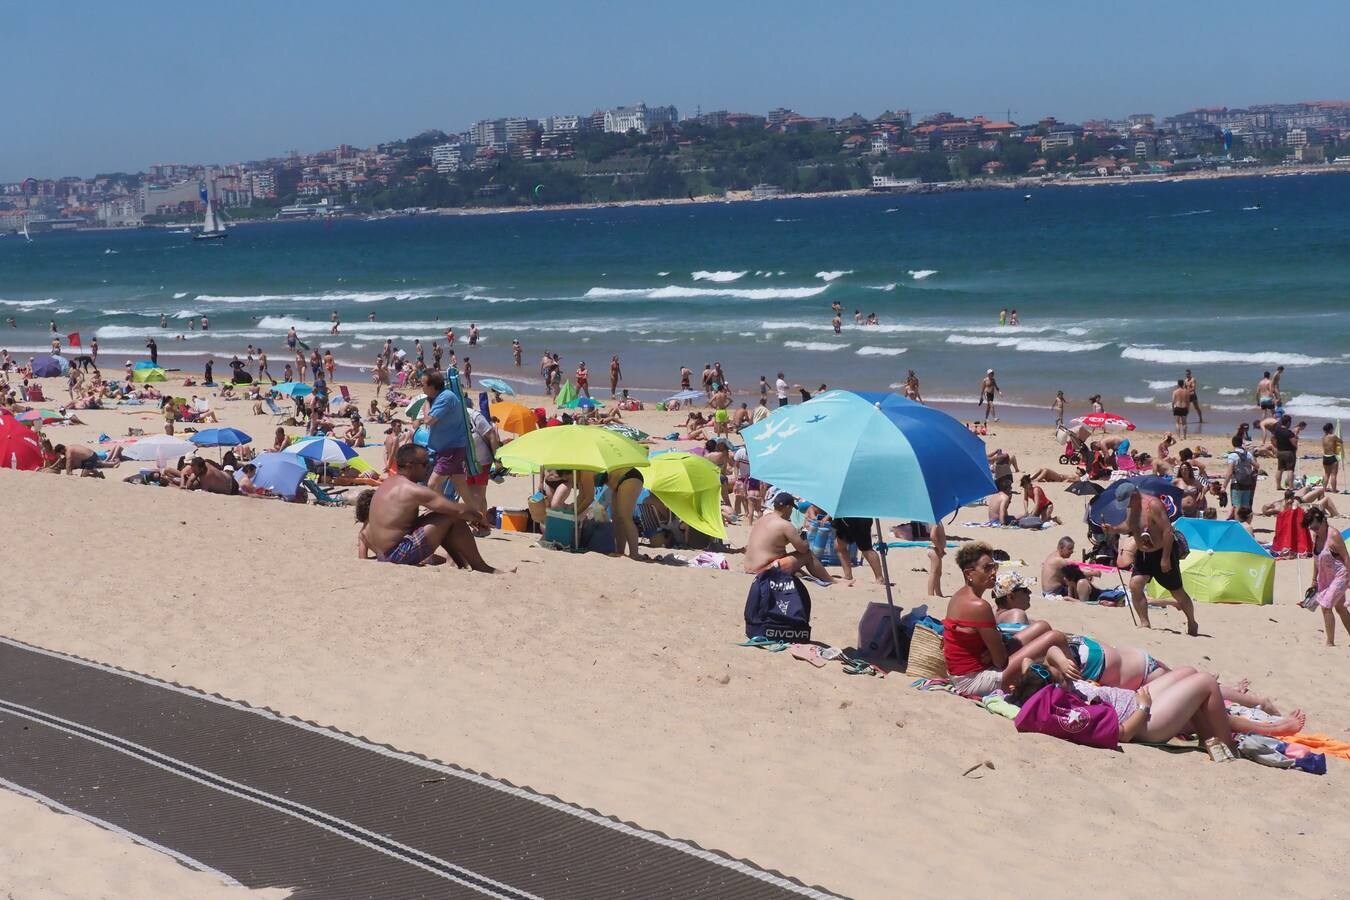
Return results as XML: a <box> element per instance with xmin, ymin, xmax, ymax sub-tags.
<box><xmin>992</xmin><ymin>571</ymin><xmax>1035</xmax><ymax>600</ymax></box>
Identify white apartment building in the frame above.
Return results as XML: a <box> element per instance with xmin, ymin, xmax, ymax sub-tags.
<box><xmin>602</xmin><ymin>103</ymin><xmax>678</xmax><ymax>134</ymax></box>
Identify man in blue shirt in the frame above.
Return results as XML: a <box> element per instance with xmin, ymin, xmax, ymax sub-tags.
<box><xmin>419</xmin><ymin>371</ymin><xmax>469</xmax><ymax>498</ymax></box>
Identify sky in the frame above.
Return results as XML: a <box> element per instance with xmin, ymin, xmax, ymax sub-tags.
<box><xmin>4</xmin><ymin>0</ymin><xmax>1349</xmax><ymax>180</ymax></box>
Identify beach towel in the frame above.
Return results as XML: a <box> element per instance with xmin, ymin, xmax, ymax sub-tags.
<box><xmin>1272</xmin><ymin>508</ymin><xmax>1312</xmax><ymax>557</ymax></box>
<box><xmin>1278</xmin><ymin>733</ymin><xmax>1350</xmax><ymax>761</ymax></box>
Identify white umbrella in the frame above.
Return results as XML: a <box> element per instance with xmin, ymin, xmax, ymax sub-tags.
<box><xmin>122</xmin><ymin>434</ymin><xmax>195</xmax><ymax>465</ymax></box>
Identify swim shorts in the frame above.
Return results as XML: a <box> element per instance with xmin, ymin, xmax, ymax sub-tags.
<box><xmin>1230</xmin><ymin>487</ymin><xmax>1254</xmax><ymax>510</ymax></box>
<box><xmin>832</xmin><ymin>517</ymin><xmax>873</xmax><ymax>547</ymax></box>
<box><xmin>432</xmin><ymin>446</ymin><xmax>468</xmax><ymax>476</ymax></box>
<box><xmin>377</xmin><ymin>524</ymin><xmax>437</xmax><ymax>566</ymax></box>
<box><xmin>1171</xmin><ymin>407</ymin><xmax>1188</xmax><ymax>418</ymax></box>
<box><xmin>949</xmin><ymin>669</ymin><xmax>1003</xmax><ymax>697</ymax></box>
<box><xmin>1277</xmin><ymin>450</ymin><xmax>1295</xmax><ymax>472</ymax></box>
<box><xmin>714</xmin><ymin>409</ymin><xmax>729</xmax><ymax>423</ymax></box>
<box><xmin>1132</xmin><ymin>541</ymin><xmax>1184</xmax><ymax>592</ymax></box>
<box><xmin>465</xmin><ymin>469</ymin><xmax>489</xmax><ymax>487</ymax></box>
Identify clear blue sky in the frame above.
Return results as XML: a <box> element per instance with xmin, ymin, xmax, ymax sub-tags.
<box><xmin>5</xmin><ymin>0</ymin><xmax>1348</xmax><ymax>180</ymax></box>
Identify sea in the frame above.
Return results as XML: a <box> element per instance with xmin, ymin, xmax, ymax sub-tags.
<box><xmin>3</xmin><ymin>172</ymin><xmax>1349</xmax><ymax>429</ymax></box>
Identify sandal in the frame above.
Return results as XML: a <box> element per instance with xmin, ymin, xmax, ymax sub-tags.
<box><xmin>738</xmin><ymin>636</ymin><xmax>788</xmax><ymax>652</ymax></box>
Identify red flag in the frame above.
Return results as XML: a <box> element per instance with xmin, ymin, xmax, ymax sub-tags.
<box><xmin>66</xmin><ymin>331</ymin><xmax>81</xmax><ymax>348</ymax></box>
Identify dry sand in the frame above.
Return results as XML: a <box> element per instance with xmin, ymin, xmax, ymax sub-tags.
<box><xmin>2</xmin><ymin>375</ymin><xmax>1348</xmax><ymax>899</ymax></box>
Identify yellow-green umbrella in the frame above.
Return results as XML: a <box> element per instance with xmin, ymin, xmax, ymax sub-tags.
<box><xmin>131</xmin><ymin>367</ymin><xmax>167</xmax><ymax>383</ymax></box>
<box><xmin>497</xmin><ymin>424</ymin><xmax>648</xmax><ymax>475</ymax></box>
<box><xmin>644</xmin><ymin>451</ymin><xmax>726</xmax><ymax>540</ymax></box>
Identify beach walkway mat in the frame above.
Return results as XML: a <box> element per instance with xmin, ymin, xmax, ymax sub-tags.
<box><xmin>0</xmin><ymin>636</ymin><xmax>843</xmax><ymax>899</ymax></box>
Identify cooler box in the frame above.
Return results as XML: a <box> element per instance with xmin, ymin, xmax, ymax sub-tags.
<box><xmin>500</xmin><ymin>507</ymin><xmax>530</xmax><ymax>532</ymax></box>
<box><xmin>543</xmin><ymin>509</ymin><xmax>578</xmax><ymax>548</ymax></box>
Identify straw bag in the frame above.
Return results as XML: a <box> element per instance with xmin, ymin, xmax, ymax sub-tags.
<box><xmin>904</xmin><ymin>623</ymin><xmax>948</xmax><ymax>679</ymax></box>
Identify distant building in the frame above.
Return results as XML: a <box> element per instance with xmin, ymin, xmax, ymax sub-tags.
<box><xmin>138</xmin><ymin>179</ymin><xmax>202</xmax><ymax>215</ymax></box>
<box><xmin>470</xmin><ymin>119</ymin><xmax>507</xmax><ymax>151</ymax></box>
<box><xmin>870</xmin><ymin>175</ymin><xmax>919</xmax><ymax>190</ymax></box>
<box><xmin>602</xmin><ymin>103</ymin><xmax>678</xmax><ymax>134</ymax></box>
<box><xmin>249</xmin><ymin>171</ymin><xmax>276</xmax><ymax>199</ymax></box>
<box><xmin>432</xmin><ymin>143</ymin><xmax>475</xmax><ymax>174</ymax></box>
<box><xmin>543</xmin><ymin>115</ymin><xmax>581</xmax><ymax>135</ymax></box>
<box><xmin>1040</xmin><ymin>131</ymin><xmax>1077</xmax><ymax>152</ymax></box>
<box><xmin>503</xmin><ymin>117</ymin><xmax>537</xmax><ymax>147</ymax></box>
<box><xmin>766</xmin><ymin>108</ymin><xmax>794</xmax><ymax>128</ymax></box>
<box><xmin>749</xmin><ymin>183</ymin><xmax>783</xmax><ymax>199</ymax></box>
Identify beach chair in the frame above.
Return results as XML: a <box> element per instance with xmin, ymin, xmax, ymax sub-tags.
<box><xmin>265</xmin><ymin>396</ymin><xmax>288</xmax><ymax>423</ymax></box>
<box><xmin>301</xmin><ymin>480</ymin><xmax>348</xmax><ymax>507</ymax></box>
<box><xmin>339</xmin><ymin>384</ymin><xmax>353</xmax><ymax>405</ymax></box>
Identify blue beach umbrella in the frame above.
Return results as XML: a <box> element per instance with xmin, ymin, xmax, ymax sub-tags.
<box><xmin>189</xmin><ymin>427</ymin><xmax>252</xmax><ymax>448</ymax></box>
<box><xmin>479</xmin><ymin>377</ymin><xmax>515</xmax><ymax>396</ymax></box>
<box><xmin>30</xmin><ymin>354</ymin><xmax>69</xmax><ymax>377</ymax></box>
<box><xmin>1088</xmin><ymin>476</ymin><xmax>1184</xmax><ymax>528</ymax></box>
<box><xmin>246</xmin><ymin>452</ymin><xmax>308</xmax><ymax>497</ymax></box>
<box><xmin>742</xmin><ymin>390</ymin><xmax>995</xmax><ymax>659</ymax></box>
<box><xmin>284</xmin><ymin>435</ymin><xmax>358</xmax><ymax>464</ymax></box>
<box><xmin>270</xmin><ymin>381</ymin><xmax>312</xmax><ymax>398</ymax></box>
<box><xmin>666</xmin><ymin>389</ymin><xmax>705</xmax><ymax>403</ymax></box>
<box><xmin>742</xmin><ymin>390</ymin><xmax>995</xmax><ymax>522</ymax></box>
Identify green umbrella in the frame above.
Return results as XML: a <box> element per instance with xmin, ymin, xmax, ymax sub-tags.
<box><xmin>644</xmin><ymin>451</ymin><xmax>726</xmax><ymax>540</ymax></box>
<box><xmin>131</xmin><ymin>367</ymin><xmax>167</xmax><ymax>383</ymax></box>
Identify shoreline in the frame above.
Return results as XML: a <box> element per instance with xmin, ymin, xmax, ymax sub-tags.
<box><xmin>38</xmin><ymin>163</ymin><xmax>1350</xmax><ymax>233</ymax></box>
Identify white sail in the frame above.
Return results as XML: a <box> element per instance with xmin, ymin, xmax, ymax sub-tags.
<box><xmin>202</xmin><ymin>202</ymin><xmax>219</xmax><ymax>233</ymax></box>
<box><xmin>21</xmin><ymin>219</ymin><xmax>31</xmax><ymax>242</ymax></box>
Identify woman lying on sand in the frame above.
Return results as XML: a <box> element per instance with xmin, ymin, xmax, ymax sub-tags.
<box><xmin>992</xmin><ymin>580</ymin><xmax>1304</xmax><ymax>736</ymax></box>
<box><xmin>1012</xmin><ymin>658</ymin><xmax>1239</xmax><ymax>761</ymax></box>
<box><xmin>942</xmin><ymin>542</ymin><xmax>1076</xmax><ymax>696</ymax></box>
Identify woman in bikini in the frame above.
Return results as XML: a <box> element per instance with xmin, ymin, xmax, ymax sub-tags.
<box><xmin>610</xmin><ymin>466</ymin><xmax>645</xmax><ymax>560</ymax></box>
<box><xmin>941</xmin><ymin>542</ymin><xmax>1075</xmax><ymax>696</ymax></box>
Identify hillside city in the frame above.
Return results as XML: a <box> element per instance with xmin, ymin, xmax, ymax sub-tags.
<box><xmin>5</xmin><ymin>99</ymin><xmax>1350</xmax><ymax>232</ymax></box>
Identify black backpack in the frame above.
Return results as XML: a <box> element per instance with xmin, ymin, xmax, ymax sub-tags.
<box><xmin>744</xmin><ymin>570</ymin><xmax>812</xmax><ymax>643</ymax></box>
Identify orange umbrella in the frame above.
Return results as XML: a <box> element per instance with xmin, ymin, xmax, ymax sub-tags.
<box><xmin>490</xmin><ymin>401</ymin><xmax>538</xmax><ymax>436</ymax></box>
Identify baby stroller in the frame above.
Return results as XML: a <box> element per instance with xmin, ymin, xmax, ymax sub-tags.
<box><xmin>1055</xmin><ymin>426</ymin><xmax>1088</xmax><ymax>466</ymax></box>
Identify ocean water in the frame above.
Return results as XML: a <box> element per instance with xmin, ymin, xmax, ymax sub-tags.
<box><xmin>3</xmin><ymin>173</ymin><xmax>1349</xmax><ymax>427</ymax></box>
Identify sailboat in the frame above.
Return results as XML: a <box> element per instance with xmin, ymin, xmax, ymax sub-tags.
<box><xmin>193</xmin><ymin>179</ymin><xmax>228</xmax><ymax>241</ymax></box>
<box><xmin>21</xmin><ymin>219</ymin><xmax>32</xmax><ymax>243</ymax></box>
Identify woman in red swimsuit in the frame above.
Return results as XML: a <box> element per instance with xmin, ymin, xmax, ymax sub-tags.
<box><xmin>942</xmin><ymin>541</ymin><xmax>1075</xmax><ymax>696</ymax></box>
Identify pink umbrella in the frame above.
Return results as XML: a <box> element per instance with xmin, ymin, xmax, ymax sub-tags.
<box><xmin>1072</xmin><ymin>412</ymin><xmax>1135</xmax><ymax>432</ymax></box>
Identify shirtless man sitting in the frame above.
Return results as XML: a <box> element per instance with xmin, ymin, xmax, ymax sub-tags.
<box><xmin>359</xmin><ymin>443</ymin><xmax>500</xmax><ymax>572</ymax></box>
<box><xmin>1104</xmin><ymin>484</ymin><xmax>1199</xmax><ymax>635</ymax></box>
<box><xmin>742</xmin><ymin>491</ymin><xmax>832</xmax><ymax>585</ymax></box>
<box><xmin>1040</xmin><ymin>537</ymin><xmax>1104</xmax><ymax>602</ymax></box>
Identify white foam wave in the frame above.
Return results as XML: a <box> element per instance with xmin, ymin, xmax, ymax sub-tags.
<box><xmin>172</xmin><ymin>309</ymin><xmax>198</xmax><ymax>319</ymax></box>
<box><xmin>319</xmin><ymin>342</ymin><xmax>343</xmax><ymax>349</ymax></box>
<box><xmin>866</xmin><ymin>283</ymin><xmax>897</xmax><ymax>292</ymax></box>
<box><xmin>758</xmin><ymin>319</ymin><xmax>1069</xmax><ymax>336</ymax></box>
<box><xmin>1146</xmin><ymin>380</ymin><xmax>1175</xmax><ymax>390</ymax></box>
<box><xmin>587</xmin><ymin>285</ymin><xmax>828</xmax><ymax>301</ymax></box>
<box><xmin>464</xmin><ymin>293</ymin><xmax>534</xmax><ymax>304</ymax></box>
<box><xmin>856</xmin><ymin>346</ymin><xmax>908</xmax><ymax>356</ymax></box>
<box><xmin>691</xmin><ymin>270</ymin><xmax>746</xmax><ymax>283</ymax></box>
<box><xmin>1217</xmin><ymin>387</ymin><xmax>1245</xmax><ymax>396</ymax></box>
<box><xmin>1283</xmin><ymin>394</ymin><xmax>1350</xmax><ymax>419</ymax></box>
<box><xmin>172</xmin><ymin>292</ymin><xmax>189</xmax><ymax>299</ymax></box>
<box><xmin>1122</xmin><ymin>346</ymin><xmax>1331</xmax><ymax>367</ymax></box>
<box><xmin>1123</xmin><ymin>396</ymin><xmax>1156</xmax><ymax>405</ymax></box>
<box><xmin>908</xmin><ymin>269</ymin><xmax>938</xmax><ymax>280</ymax></box>
<box><xmin>195</xmin><ymin>288</ymin><xmax>442</xmax><ymax>305</ymax></box>
<box><xmin>54</xmin><ymin>308</ymin><xmax>73</xmax><ymax>315</ymax></box>
<box><xmin>0</xmin><ymin>298</ymin><xmax>56</xmax><ymax>308</ymax></box>
<box><xmin>946</xmin><ymin>334</ymin><xmax>1107</xmax><ymax>353</ymax></box>
<box><xmin>639</xmin><ymin>338</ymin><xmax>677</xmax><ymax>343</ymax></box>
<box><xmin>657</xmin><ymin>271</ymin><xmax>670</xmax><ymax>276</ymax></box>
<box><xmin>815</xmin><ymin>270</ymin><xmax>853</xmax><ymax>282</ymax></box>
<box><xmin>784</xmin><ymin>341</ymin><xmax>849</xmax><ymax>352</ymax></box>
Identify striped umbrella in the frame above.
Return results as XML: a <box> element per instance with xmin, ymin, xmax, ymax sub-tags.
<box><xmin>284</xmin><ymin>436</ymin><xmax>358</xmax><ymax>464</ymax></box>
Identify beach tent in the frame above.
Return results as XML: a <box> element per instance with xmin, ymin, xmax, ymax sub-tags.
<box><xmin>30</xmin><ymin>354</ymin><xmax>68</xmax><ymax>378</ymax></box>
<box><xmin>1147</xmin><ymin>518</ymin><xmax>1273</xmax><ymax>605</ymax></box>
<box><xmin>131</xmin><ymin>367</ymin><xmax>167</xmax><ymax>383</ymax></box>
<box><xmin>644</xmin><ymin>451</ymin><xmax>726</xmax><ymax>540</ymax></box>
<box><xmin>555</xmin><ymin>380</ymin><xmax>578</xmax><ymax>407</ymax></box>
<box><xmin>133</xmin><ymin>360</ymin><xmax>160</xmax><ymax>370</ymax></box>
<box><xmin>490</xmin><ymin>401</ymin><xmax>538</xmax><ymax>436</ymax></box>
<box><xmin>247</xmin><ymin>452</ymin><xmax>308</xmax><ymax>497</ymax></box>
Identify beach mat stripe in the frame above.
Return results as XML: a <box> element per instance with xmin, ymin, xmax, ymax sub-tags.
<box><xmin>0</xmin><ymin>635</ymin><xmax>845</xmax><ymax>900</ymax></box>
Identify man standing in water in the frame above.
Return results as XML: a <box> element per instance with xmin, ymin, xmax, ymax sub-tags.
<box><xmin>1184</xmin><ymin>369</ymin><xmax>1203</xmax><ymax>424</ymax></box>
<box><xmin>1256</xmin><ymin>371</ymin><xmax>1276</xmax><ymax>416</ymax></box>
<box><xmin>1171</xmin><ymin>379</ymin><xmax>1190</xmax><ymax>439</ymax></box>
<box><xmin>512</xmin><ymin>339</ymin><xmax>522</xmax><ymax>367</ymax></box>
<box><xmin>978</xmin><ymin>369</ymin><xmax>1001</xmax><ymax>423</ymax></box>
<box><xmin>1106</xmin><ymin>484</ymin><xmax>1199</xmax><ymax>636</ymax></box>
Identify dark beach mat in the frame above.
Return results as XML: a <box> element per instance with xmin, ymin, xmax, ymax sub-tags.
<box><xmin>0</xmin><ymin>636</ymin><xmax>845</xmax><ymax>900</ymax></box>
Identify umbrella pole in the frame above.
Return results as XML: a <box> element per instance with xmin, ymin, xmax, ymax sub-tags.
<box><xmin>873</xmin><ymin>518</ymin><xmax>904</xmax><ymax>670</ymax></box>
<box><xmin>1115</xmin><ymin>562</ymin><xmax>1139</xmax><ymax>627</ymax></box>
<box><xmin>573</xmin><ymin>471</ymin><xmax>579</xmax><ymax>549</ymax></box>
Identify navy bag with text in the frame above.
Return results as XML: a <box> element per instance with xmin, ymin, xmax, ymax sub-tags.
<box><xmin>744</xmin><ymin>569</ymin><xmax>812</xmax><ymax>643</ymax></box>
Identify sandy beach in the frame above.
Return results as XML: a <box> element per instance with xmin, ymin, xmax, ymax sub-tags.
<box><xmin>2</xmin><ymin>373</ymin><xmax>1349</xmax><ymax>899</ymax></box>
